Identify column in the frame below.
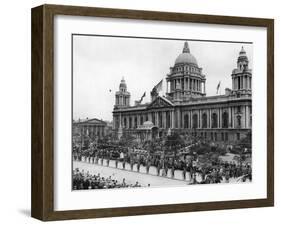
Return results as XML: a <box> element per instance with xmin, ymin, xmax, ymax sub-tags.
<box><xmin>209</xmin><ymin>109</ymin><xmax>212</xmax><ymax>128</ymax></box>
<box><xmin>171</xmin><ymin>110</ymin><xmax>175</xmax><ymax>129</ymax></box>
<box><xmin>199</xmin><ymin>110</ymin><xmax>201</xmax><ymax>128</ymax></box>
<box><xmin>155</xmin><ymin>111</ymin><xmax>159</xmax><ymax>127</ymax></box>
<box><xmin>219</xmin><ymin>108</ymin><xmax>222</xmax><ymax>128</ymax></box>
<box><xmin>177</xmin><ymin>109</ymin><xmax>181</xmax><ymax>128</ymax></box>
<box><xmin>232</xmin><ymin>107</ymin><xmax>235</xmax><ymax>128</ymax></box>
<box><xmin>244</xmin><ymin>105</ymin><xmax>247</xmax><ymax>129</ymax></box>
<box><xmin>137</xmin><ymin>115</ymin><xmax>140</xmax><ymax>128</ymax></box>
<box><xmin>126</xmin><ymin>116</ymin><xmax>129</xmax><ymax>129</ymax></box>
<box><xmin>228</xmin><ymin>107</ymin><xmax>231</xmax><ymax>128</ymax></box>
<box><xmin>189</xmin><ymin>110</ymin><xmax>193</xmax><ymax>129</ymax></box>
<box><xmin>132</xmin><ymin>115</ymin><xmax>135</xmax><ymax>128</ymax></box>
<box><xmin>192</xmin><ymin>79</ymin><xmax>195</xmax><ymax>91</ymax></box>
<box><xmin>163</xmin><ymin>111</ymin><xmax>166</xmax><ymax>129</ymax></box>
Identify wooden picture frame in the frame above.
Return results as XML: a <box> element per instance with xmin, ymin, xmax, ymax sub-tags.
<box><xmin>31</xmin><ymin>4</ymin><xmax>274</xmax><ymax>221</ymax></box>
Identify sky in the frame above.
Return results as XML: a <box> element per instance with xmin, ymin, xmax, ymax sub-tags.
<box><xmin>73</xmin><ymin>35</ymin><xmax>252</xmax><ymax>121</ymax></box>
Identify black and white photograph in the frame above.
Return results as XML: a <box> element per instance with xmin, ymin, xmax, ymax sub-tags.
<box><xmin>72</xmin><ymin>35</ymin><xmax>253</xmax><ymax>190</ymax></box>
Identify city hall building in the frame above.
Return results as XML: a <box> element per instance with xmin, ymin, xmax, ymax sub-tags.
<box><xmin>112</xmin><ymin>42</ymin><xmax>252</xmax><ymax>143</ymax></box>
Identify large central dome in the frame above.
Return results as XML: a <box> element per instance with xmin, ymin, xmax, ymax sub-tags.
<box><xmin>174</xmin><ymin>42</ymin><xmax>198</xmax><ymax>66</ymax></box>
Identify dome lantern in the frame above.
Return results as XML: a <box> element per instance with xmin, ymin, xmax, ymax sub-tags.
<box><xmin>174</xmin><ymin>41</ymin><xmax>198</xmax><ymax>66</ymax></box>
<box><xmin>182</xmin><ymin>41</ymin><xmax>190</xmax><ymax>53</ymax></box>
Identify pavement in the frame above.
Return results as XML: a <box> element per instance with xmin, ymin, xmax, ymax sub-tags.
<box><xmin>73</xmin><ymin>160</ymin><xmax>192</xmax><ymax>187</ymax></box>
<box><xmin>73</xmin><ymin>157</ymin><xmax>246</xmax><ymax>187</ymax></box>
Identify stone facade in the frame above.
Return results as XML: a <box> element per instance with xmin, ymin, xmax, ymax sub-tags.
<box><xmin>73</xmin><ymin>118</ymin><xmax>111</xmax><ymax>141</ymax></box>
<box><xmin>113</xmin><ymin>42</ymin><xmax>252</xmax><ymax>144</ymax></box>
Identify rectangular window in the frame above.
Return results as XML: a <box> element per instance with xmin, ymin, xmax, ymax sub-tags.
<box><xmin>221</xmin><ymin>132</ymin><xmax>224</xmax><ymax>141</ymax></box>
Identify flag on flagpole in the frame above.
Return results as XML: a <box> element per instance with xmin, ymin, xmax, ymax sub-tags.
<box><xmin>139</xmin><ymin>92</ymin><xmax>146</xmax><ymax>103</ymax></box>
<box><xmin>216</xmin><ymin>81</ymin><xmax>221</xmax><ymax>94</ymax></box>
<box><xmin>154</xmin><ymin>79</ymin><xmax>163</xmax><ymax>93</ymax></box>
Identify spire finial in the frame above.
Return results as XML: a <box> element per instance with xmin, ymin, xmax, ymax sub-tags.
<box><xmin>240</xmin><ymin>46</ymin><xmax>246</xmax><ymax>54</ymax></box>
<box><xmin>183</xmin><ymin>41</ymin><xmax>190</xmax><ymax>53</ymax></box>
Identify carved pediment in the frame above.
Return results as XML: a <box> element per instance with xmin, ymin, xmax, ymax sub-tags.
<box><xmin>147</xmin><ymin>96</ymin><xmax>173</xmax><ymax>109</ymax></box>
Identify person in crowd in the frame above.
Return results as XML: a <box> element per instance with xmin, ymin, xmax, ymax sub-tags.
<box><xmin>73</xmin><ymin>169</ymin><xmax>144</xmax><ymax>189</ymax></box>
<box><xmin>122</xmin><ymin>158</ymin><xmax>126</xmax><ymax>170</ymax></box>
<box><xmin>130</xmin><ymin>158</ymin><xmax>134</xmax><ymax>171</ymax></box>
<box><xmin>146</xmin><ymin>159</ymin><xmax>150</xmax><ymax>174</ymax></box>
<box><xmin>106</xmin><ymin>157</ymin><xmax>110</xmax><ymax>166</ymax></box>
<box><xmin>157</xmin><ymin>162</ymin><xmax>161</xmax><ymax>176</ymax></box>
<box><xmin>171</xmin><ymin>164</ymin><xmax>175</xmax><ymax>178</ymax></box>
<box><xmin>137</xmin><ymin>160</ymin><xmax>141</xmax><ymax>172</ymax></box>
<box><xmin>182</xmin><ymin>164</ymin><xmax>187</xmax><ymax>180</ymax></box>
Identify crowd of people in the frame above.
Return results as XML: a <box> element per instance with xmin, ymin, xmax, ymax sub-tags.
<box><xmin>72</xmin><ymin>168</ymin><xmax>142</xmax><ymax>190</ymax></box>
<box><xmin>73</xmin><ymin>145</ymin><xmax>252</xmax><ymax>184</ymax></box>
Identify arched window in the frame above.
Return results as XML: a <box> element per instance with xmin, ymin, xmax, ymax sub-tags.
<box><xmin>222</xmin><ymin>112</ymin><xmax>229</xmax><ymax>128</ymax></box>
<box><xmin>202</xmin><ymin>113</ymin><xmax>207</xmax><ymax>128</ymax></box>
<box><xmin>192</xmin><ymin>114</ymin><xmax>198</xmax><ymax>128</ymax></box>
<box><xmin>211</xmin><ymin>113</ymin><xmax>218</xmax><ymax>128</ymax></box>
<box><xmin>184</xmin><ymin>114</ymin><xmax>189</xmax><ymax>128</ymax></box>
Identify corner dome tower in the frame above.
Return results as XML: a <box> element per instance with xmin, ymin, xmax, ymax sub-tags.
<box><xmin>174</xmin><ymin>42</ymin><xmax>198</xmax><ymax>66</ymax></box>
<box><xmin>115</xmin><ymin>77</ymin><xmax>131</xmax><ymax>108</ymax></box>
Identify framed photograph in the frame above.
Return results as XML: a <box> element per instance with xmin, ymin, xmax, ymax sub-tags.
<box><xmin>31</xmin><ymin>4</ymin><xmax>274</xmax><ymax>221</ymax></box>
